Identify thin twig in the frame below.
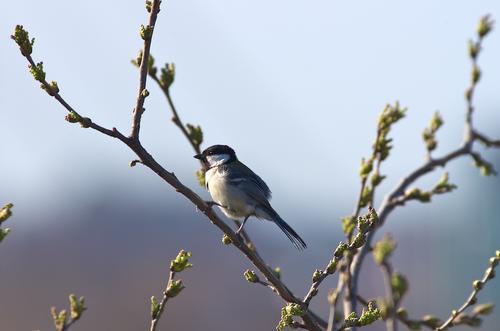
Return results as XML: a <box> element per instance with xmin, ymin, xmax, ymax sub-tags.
<box><xmin>380</xmin><ymin>262</ymin><xmax>397</xmax><ymax>331</ymax></box>
<box><xmin>150</xmin><ymin>75</ymin><xmax>201</xmax><ymax>155</ymax></box>
<box><xmin>130</xmin><ymin>0</ymin><xmax>162</xmax><ymax>140</ymax></box>
<box><xmin>326</xmin><ymin>287</ymin><xmax>342</xmax><ymax>331</ymax></box>
<box><xmin>150</xmin><ymin>271</ymin><xmax>175</xmax><ymax>331</ymax></box>
<box><xmin>436</xmin><ymin>258</ymin><xmax>497</xmax><ymax>330</ymax></box>
<box><xmin>343</xmin><ymin>122</ymin><xmax>384</xmax><ymax>318</ymax></box>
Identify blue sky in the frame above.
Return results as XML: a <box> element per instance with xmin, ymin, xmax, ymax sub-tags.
<box><xmin>2</xmin><ymin>1</ymin><xmax>499</xmax><ymax>217</ymax></box>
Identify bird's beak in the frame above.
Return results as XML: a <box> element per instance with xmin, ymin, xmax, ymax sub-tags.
<box><xmin>194</xmin><ymin>154</ymin><xmax>203</xmax><ymax>160</ymax></box>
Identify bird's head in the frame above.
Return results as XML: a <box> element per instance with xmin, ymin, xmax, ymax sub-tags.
<box><xmin>194</xmin><ymin>144</ymin><xmax>237</xmax><ymax>167</ymax></box>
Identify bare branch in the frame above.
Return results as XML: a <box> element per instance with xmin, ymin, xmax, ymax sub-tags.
<box><xmin>130</xmin><ymin>0</ymin><xmax>162</xmax><ymax>140</ymax></box>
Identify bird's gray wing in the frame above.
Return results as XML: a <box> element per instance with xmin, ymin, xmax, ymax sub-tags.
<box><xmin>225</xmin><ymin>161</ymin><xmax>272</xmax><ymax>199</ymax></box>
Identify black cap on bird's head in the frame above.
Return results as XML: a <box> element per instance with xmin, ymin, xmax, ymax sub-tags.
<box><xmin>194</xmin><ymin>144</ymin><xmax>237</xmax><ymax>164</ymax></box>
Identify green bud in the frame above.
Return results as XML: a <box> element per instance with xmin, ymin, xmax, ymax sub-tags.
<box><xmin>342</xmin><ymin>216</ymin><xmax>356</xmax><ymax>237</ymax></box>
<box><xmin>496</xmin><ymin>250</ymin><xmax>500</xmax><ymax>258</ymax></box>
<box><xmin>0</xmin><ymin>203</ymin><xmax>14</xmax><ymax>223</ymax></box>
<box><xmin>391</xmin><ymin>272</ymin><xmax>409</xmax><ymax>300</ymax></box>
<box><xmin>41</xmin><ymin>80</ymin><xmax>60</xmax><ymax>96</ymax></box>
<box><xmin>273</xmin><ymin>267</ymin><xmax>281</xmax><ymax>280</ymax></box>
<box><xmin>140</xmin><ymin>24</ymin><xmax>153</xmax><ymax>40</ymax></box>
<box><xmin>29</xmin><ymin>62</ymin><xmax>46</xmax><ymax>82</ymax></box>
<box><xmin>377</xmin><ymin>298</ymin><xmax>390</xmax><ymax>320</ymax></box>
<box><xmin>160</xmin><ymin>63</ymin><xmax>175</xmax><ymax>89</ymax></box>
<box><xmin>490</xmin><ymin>257</ymin><xmax>499</xmax><ymax>267</ymax></box>
<box><xmin>430</xmin><ymin>111</ymin><xmax>443</xmax><ymax>132</ymax></box>
<box><xmin>468</xmin><ymin>40</ymin><xmax>480</xmax><ymax>59</ymax></box>
<box><xmin>186</xmin><ymin>124</ymin><xmax>203</xmax><ymax>147</ymax></box>
<box><xmin>285</xmin><ymin>303</ymin><xmax>304</xmax><ymax>316</ymax></box>
<box><xmin>370</xmin><ymin>171</ymin><xmax>386</xmax><ymax>187</ymax></box>
<box><xmin>150</xmin><ymin>296</ymin><xmax>160</xmax><ymax>318</ymax></box>
<box><xmin>165</xmin><ymin>279</ymin><xmax>184</xmax><ymax>298</ymax></box>
<box><xmin>276</xmin><ymin>303</ymin><xmax>304</xmax><ymax>331</ymax></box>
<box><xmin>472</xmin><ymin>66</ymin><xmax>481</xmax><ymax>84</ymax></box>
<box><xmin>147</xmin><ymin>54</ymin><xmax>157</xmax><ymax>76</ymax></box>
<box><xmin>473</xmin><ymin>303</ymin><xmax>494</xmax><ymax>315</ymax></box>
<box><xmin>424</xmin><ymin>135</ymin><xmax>437</xmax><ymax>151</ymax></box>
<box><xmin>357</xmin><ymin>215</ymin><xmax>369</xmax><ymax>233</ymax></box>
<box><xmin>170</xmin><ymin>250</ymin><xmax>193</xmax><ymax>272</ymax></box>
<box><xmin>196</xmin><ymin>169</ymin><xmax>205</xmax><ymax>187</ymax></box>
<box><xmin>465</xmin><ymin>87</ymin><xmax>473</xmax><ymax>102</ymax></box>
<box><xmin>359</xmin><ymin>185</ymin><xmax>372</xmax><ymax>208</ymax></box>
<box><xmin>132</xmin><ymin>50</ymin><xmax>143</xmax><ymax>67</ymax></box>
<box><xmin>433</xmin><ymin>172</ymin><xmax>457</xmax><ymax>194</ymax></box>
<box><xmin>473</xmin><ymin>280</ymin><xmax>483</xmax><ymax>291</ymax></box>
<box><xmin>0</xmin><ymin>228</ymin><xmax>11</xmax><ymax>242</ymax></box>
<box><xmin>11</xmin><ymin>25</ymin><xmax>35</xmax><ymax>56</ymax></box>
<box><xmin>351</xmin><ymin>232</ymin><xmax>366</xmax><ymax>249</ymax></box>
<box><xmin>359</xmin><ymin>158</ymin><xmax>373</xmax><ymax>180</ymax></box>
<box><xmin>65</xmin><ymin>111</ymin><xmax>81</xmax><ymax>123</ymax></box>
<box><xmin>358</xmin><ymin>305</ymin><xmax>381</xmax><ymax>326</ymax></box>
<box><xmin>326</xmin><ymin>259</ymin><xmax>338</xmax><ymax>274</ymax></box>
<box><xmin>145</xmin><ymin>0</ymin><xmax>152</xmax><ymax>12</ymax></box>
<box><xmin>69</xmin><ymin>294</ymin><xmax>86</xmax><ymax>321</ymax></box>
<box><xmin>221</xmin><ymin>234</ymin><xmax>232</xmax><ymax>245</ymax></box>
<box><xmin>405</xmin><ymin>188</ymin><xmax>431</xmax><ymax>202</ymax></box>
<box><xmin>368</xmin><ymin>206</ymin><xmax>379</xmax><ymax>225</ymax></box>
<box><xmin>378</xmin><ymin>102</ymin><xmax>407</xmax><ymax>130</ymax></box>
<box><xmin>373</xmin><ymin>235</ymin><xmax>396</xmax><ymax>264</ymax></box>
<box><xmin>477</xmin><ymin>15</ymin><xmax>493</xmax><ymax>38</ymax></box>
<box><xmin>51</xmin><ymin>307</ymin><xmax>67</xmax><ymax>331</ymax></box>
<box><xmin>312</xmin><ymin>269</ymin><xmax>323</xmax><ymax>283</ymax></box>
<box><xmin>471</xmin><ymin>153</ymin><xmax>497</xmax><ymax>176</ymax></box>
<box><xmin>141</xmin><ymin>89</ymin><xmax>150</xmax><ymax>98</ymax></box>
<box><xmin>422</xmin><ymin>111</ymin><xmax>444</xmax><ymax>152</ymax></box>
<box><xmin>244</xmin><ymin>269</ymin><xmax>259</xmax><ymax>283</ymax></box>
<box><xmin>333</xmin><ymin>242</ymin><xmax>348</xmax><ymax>258</ymax></box>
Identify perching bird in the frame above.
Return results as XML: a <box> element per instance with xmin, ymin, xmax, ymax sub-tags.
<box><xmin>194</xmin><ymin>144</ymin><xmax>306</xmax><ymax>250</ymax></box>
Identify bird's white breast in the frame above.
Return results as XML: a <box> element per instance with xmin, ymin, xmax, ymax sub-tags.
<box><xmin>205</xmin><ymin>166</ymin><xmax>255</xmax><ymax>220</ymax></box>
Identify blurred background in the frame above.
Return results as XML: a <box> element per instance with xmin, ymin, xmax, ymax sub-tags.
<box><xmin>1</xmin><ymin>1</ymin><xmax>499</xmax><ymax>330</ymax></box>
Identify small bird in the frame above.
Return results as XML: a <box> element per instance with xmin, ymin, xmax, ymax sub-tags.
<box><xmin>194</xmin><ymin>144</ymin><xmax>307</xmax><ymax>250</ymax></box>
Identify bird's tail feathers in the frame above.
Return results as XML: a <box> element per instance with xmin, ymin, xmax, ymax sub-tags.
<box><xmin>259</xmin><ymin>206</ymin><xmax>307</xmax><ymax>250</ymax></box>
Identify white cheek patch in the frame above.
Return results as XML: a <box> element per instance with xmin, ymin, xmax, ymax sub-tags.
<box><xmin>206</xmin><ymin>154</ymin><xmax>230</xmax><ymax>167</ymax></box>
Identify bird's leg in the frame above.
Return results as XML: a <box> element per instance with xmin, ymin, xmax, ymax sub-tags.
<box><xmin>236</xmin><ymin>216</ymin><xmax>250</xmax><ymax>235</ymax></box>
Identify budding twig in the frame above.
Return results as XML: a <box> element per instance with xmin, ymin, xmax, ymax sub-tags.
<box><xmin>436</xmin><ymin>251</ymin><xmax>499</xmax><ymax>330</ymax></box>
<box><xmin>349</xmin><ymin>15</ymin><xmax>499</xmax><ymax>318</ymax></box>
<box><xmin>130</xmin><ymin>0</ymin><xmax>162</xmax><ymax>140</ymax></box>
